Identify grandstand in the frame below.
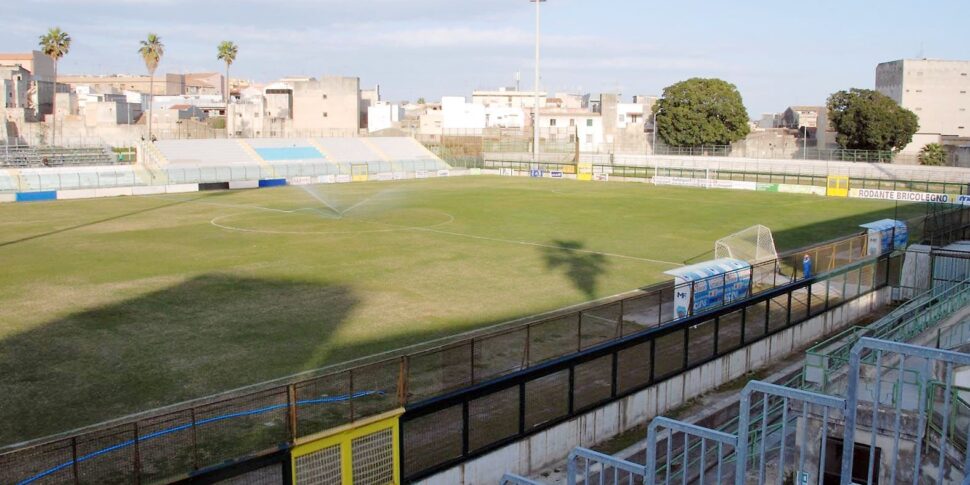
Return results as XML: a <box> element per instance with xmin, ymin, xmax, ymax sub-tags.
<box><xmin>0</xmin><ymin>145</ymin><xmax>121</xmax><ymax>168</ymax></box>
<box><xmin>153</xmin><ymin>137</ymin><xmax>448</xmax><ymax>173</ymax></box>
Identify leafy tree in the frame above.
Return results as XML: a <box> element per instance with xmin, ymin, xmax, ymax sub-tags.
<box><xmin>138</xmin><ymin>33</ymin><xmax>165</xmax><ymax>140</ymax></box>
<box><xmin>918</xmin><ymin>143</ymin><xmax>947</xmax><ymax>166</ymax></box>
<box><xmin>652</xmin><ymin>78</ymin><xmax>750</xmax><ymax>146</ymax></box>
<box><xmin>827</xmin><ymin>88</ymin><xmax>918</xmax><ymax>152</ymax></box>
<box><xmin>416</xmin><ymin>97</ymin><xmax>426</xmax><ymax>105</ymax></box>
<box><xmin>38</xmin><ymin>27</ymin><xmax>71</xmax><ymax>146</ymax></box>
<box><xmin>216</xmin><ymin>41</ymin><xmax>238</xmax><ymax>105</ymax></box>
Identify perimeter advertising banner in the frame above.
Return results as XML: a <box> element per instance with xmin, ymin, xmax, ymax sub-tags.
<box><xmin>850</xmin><ymin>188</ymin><xmax>955</xmax><ymax>203</ymax></box>
<box><xmin>652</xmin><ymin>176</ymin><xmax>757</xmax><ymax>191</ymax></box>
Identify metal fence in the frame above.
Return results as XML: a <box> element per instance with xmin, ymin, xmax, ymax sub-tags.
<box><xmin>472</xmin><ymin>156</ymin><xmax>970</xmax><ymax>196</ymax></box>
<box><xmin>651</xmin><ymin>144</ymin><xmax>906</xmax><ymax>164</ymax></box>
<box><xmin>0</xmin><ymin>159</ymin><xmax>449</xmax><ymax>193</ymax></box>
<box><xmin>399</xmin><ymin>253</ymin><xmax>892</xmax><ymax>481</ymax></box>
<box><xmin>0</xmin><ymin>229</ymin><xmax>878</xmax><ymax>484</ymax></box>
<box><xmin>652</xmin><ymin>272</ymin><xmax>970</xmax><ymax>485</ymax></box>
<box><xmin>557</xmin><ymin>337</ymin><xmax>970</xmax><ymax>485</ymax></box>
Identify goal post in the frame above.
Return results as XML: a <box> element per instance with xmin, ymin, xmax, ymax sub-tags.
<box><xmin>714</xmin><ymin>225</ymin><xmax>778</xmax><ymax>264</ymax></box>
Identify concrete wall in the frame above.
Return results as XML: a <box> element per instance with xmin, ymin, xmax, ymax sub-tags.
<box><xmin>290</xmin><ymin>76</ymin><xmax>360</xmax><ymax>133</ymax></box>
<box><xmin>876</xmin><ymin>59</ymin><xmax>970</xmax><ymax>151</ymax></box>
<box><xmin>415</xmin><ymin>287</ymin><xmax>891</xmax><ymax>485</ymax></box>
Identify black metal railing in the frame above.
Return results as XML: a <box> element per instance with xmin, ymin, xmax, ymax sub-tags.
<box><xmin>399</xmin><ymin>254</ymin><xmax>893</xmax><ymax>481</ymax></box>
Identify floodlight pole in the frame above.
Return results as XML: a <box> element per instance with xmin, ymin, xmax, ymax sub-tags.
<box><xmin>531</xmin><ymin>0</ymin><xmax>545</xmax><ymax>169</ymax></box>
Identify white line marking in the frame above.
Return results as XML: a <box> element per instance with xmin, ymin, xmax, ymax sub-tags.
<box><xmin>187</xmin><ymin>192</ymin><xmax>684</xmax><ymax>266</ymax></box>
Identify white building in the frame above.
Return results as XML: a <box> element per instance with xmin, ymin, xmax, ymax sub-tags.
<box><xmin>367</xmin><ymin>101</ymin><xmax>403</xmax><ymax>133</ymax></box>
<box><xmin>472</xmin><ymin>88</ymin><xmax>547</xmax><ymax>109</ymax></box>
<box><xmin>152</xmin><ymin>94</ymin><xmax>226</xmax><ymax>117</ymax></box>
<box><xmin>541</xmin><ymin>110</ymin><xmax>604</xmax><ymax>152</ymax></box>
<box><xmin>876</xmin><ymin>58</ymin><xmax>970</xmax><ymax>152</ymax></box>
<box><xmin>484</xmin><ymin>106</ymin><xmax>525</xmax><ymax>129</ymax></box>
<box><xmin>442</xmin><ymin>96</ymin><xmax>485</xmax><ymax>131</ymax></box>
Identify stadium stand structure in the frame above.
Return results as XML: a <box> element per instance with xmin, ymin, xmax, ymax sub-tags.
<box><xmin>153</xmin><ymin>137</ymin><xmax>448</xmax><ymax>173</ymax></box>
<box><xmin>153</xmin><ymin>139</ymin><xmax>260</xmax><ymax>166</ymax></box>
<box><xmin>0</xmin><ymin>145</ymin><xmax>120</xmax><ymax>168</ymax></box>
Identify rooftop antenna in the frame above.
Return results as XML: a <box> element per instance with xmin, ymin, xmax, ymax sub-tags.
<box><xmin>515</xmin><ymin>71</ymin><xmax>521</xmax><ymax>91</ymax></box>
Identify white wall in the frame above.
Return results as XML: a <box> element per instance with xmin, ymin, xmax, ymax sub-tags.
<box><xmin>442</xmin><ymin>96</ymin><xmax>486</xmax><ymax>130</ymax></box>
<box><xmin>367</xmin><ymin>102</ymin><xmax>404</xmax><ymax>133</ymax></box>
<box><xmin>484</xmin><ymin>106</ymin><xmax>525</xmax><ymax>128</ymax></box>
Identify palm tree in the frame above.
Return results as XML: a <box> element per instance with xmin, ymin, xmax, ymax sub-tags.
<box><xmin>38</xmin><ymin>27</ymin><xmax>71</xmax><ymax>146</ymax></box>
<box><xmin>919</xmin><ymin>143</ymin><xmax>947</xmax><ymax>166</ymax></box>
<box><xmin>138</xmin><ymin>33</ymin><xmax>164</xmax><ymax>140</ymax></box>
<box><xmin>216</xmin><ymin>41</ymin><xmax>238</xmax><ymax>109</ymax></box>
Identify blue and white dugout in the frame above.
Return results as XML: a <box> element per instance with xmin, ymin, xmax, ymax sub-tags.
<box><xmin>664</xmin><ymin>258</ymin><xmax>752</xmax><ymax>320</ymax></box>
<box><xmin>859</xmin><ymin>219</ymin><xmax>908</xmax><ymax>256</ymax></box>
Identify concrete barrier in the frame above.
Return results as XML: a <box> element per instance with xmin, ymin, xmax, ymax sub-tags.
<box><xmin>0</xmin><ymin>193</ymin><xmax>17</xmax><ymax>203</ymax></box>
<box><xmin>131</xmin><ymin>186</ymin><xmax>167</xmax><ymax>196</ymax></box>
<box><xmin>16</xmin><ymin>191</ymin><xmax>57</xmax><ymax>202</ymax></box>
<box><xmin>56</xmin><ymin>189</ymin><xmax>98</xmax><ymax>200</ymax></box>
<box><xmin>94</xmin><ymin>187</ymin><xmax>134</xmax><ymax>198</ymax></box>
<box><xmin>165</xmin><ymin>184</ymin><xmax>199</xmax><ymax>194</ymax></box>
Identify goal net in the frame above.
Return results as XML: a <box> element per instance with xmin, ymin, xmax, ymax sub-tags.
<box><xmin>714</xmin><ymin>225</ymin><xmax>778</xmax><ymax>264</ymax></box>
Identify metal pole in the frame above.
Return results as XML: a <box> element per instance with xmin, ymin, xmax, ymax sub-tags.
<box><xmin>532</xmin><ymin>0</ymin><xmax>542</xmax><ymax>169</ymax></box>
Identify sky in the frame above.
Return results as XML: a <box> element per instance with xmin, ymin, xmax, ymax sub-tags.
<box><xmin>6</xmin><ymin>0</ymin><xmax>970</xmax><ymax>116</ymax></box>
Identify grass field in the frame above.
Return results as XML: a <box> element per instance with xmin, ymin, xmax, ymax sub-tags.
<box><xmin>0</xmin><ymin>176</ymin><xmax>922</xmax><ymax>445</ymax></box>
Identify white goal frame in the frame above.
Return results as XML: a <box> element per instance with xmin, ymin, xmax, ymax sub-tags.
<box><xmin>714</xmin><ymin>225</ymin><xmax>778</xmax><ymax>264</ymax></box>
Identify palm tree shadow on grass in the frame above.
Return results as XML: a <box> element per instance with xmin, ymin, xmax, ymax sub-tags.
<box><xmin>540</xmin><ymin>240</ymin><xmax>610</xmax><ymax>300</ymax></box>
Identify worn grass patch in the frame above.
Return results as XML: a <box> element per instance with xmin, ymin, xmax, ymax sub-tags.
<box><xmin>0</xmin><ymin>176</ymin><xmax>920</xmax><ymax>444</ymax></box>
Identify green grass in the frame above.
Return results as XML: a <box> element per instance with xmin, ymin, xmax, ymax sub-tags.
<box><xmin>0</xmin><ymin>176</ymin><xmax>921</xmax><ymax>445</ymax></box>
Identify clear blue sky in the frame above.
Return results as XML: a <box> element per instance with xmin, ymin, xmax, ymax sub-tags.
<box><xmin>6</xmin><ymin>0</ymin><xmax>969</xmax><ymax>115</ymax></box>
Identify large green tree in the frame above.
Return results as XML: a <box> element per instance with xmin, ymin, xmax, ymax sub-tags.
<box><xmin>38</xmin><ymin>27</ymin><xmax>71</xmax><ymax>146</ymax></box>
<box><xmin>138</xmin><ymin>33</ymin><xmax>164</xmax><ymax>140</ymax></box>
<box><xmin>827</xmin><ymin>88</ymin><xmax>919</xmax><ymax>152</ymax></box>
<box><xmin>652</xmin><ymin>78</ymin><xmax>750</xmax><ymax>146</ymax></box>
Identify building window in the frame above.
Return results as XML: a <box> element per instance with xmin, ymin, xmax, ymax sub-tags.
<box><xmin>618</xmin><ymin>114</ymin><xmax>626</xmax><ymax>122</ymax></box>
<box><xmin>323</xmin><ymin>112</ymin><xmax>328</xmax><ymax>117</ymax></box>
<box><xmin>569</xmin><ymin>119</ymin><xmax>575</xmax><ymax>127</ymax></box>
<box><xmin>549</xmin><ymin>119</ymin><xmax>556</xmax><ymax>127</ymax></box>
<box><xmin>586</xmin><ymin>119</ymin><xmax>593</xmax><ymax>127</ymax></box>
<box><xmin>961</xmin><ymin>91</ymin><xmax>967</xmax><ymax>94</ymax></box>
<box><xmin>322</xmin><ymin>94</ymin><xmax>328</xmax><ymax>99</ymax></box>
<box><xmin>960</xmin><ymin>126</ymin><xmax>966</xmax><ymax>130</ymax></box>
<box><xmin>586</xmin><ymin>134</ymin><xmax>593</xmax><ymax>143</ymax></box>
<box><xmin>916</xmin><ymin>90</ymin><xmax>922</xmax><ymax>93</ymax></box>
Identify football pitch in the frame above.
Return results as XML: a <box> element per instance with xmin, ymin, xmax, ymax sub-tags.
<box><xmin>0</xmin><ymin>176</ymin><xmax>921</xmax><ymax>445</ymax></box>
